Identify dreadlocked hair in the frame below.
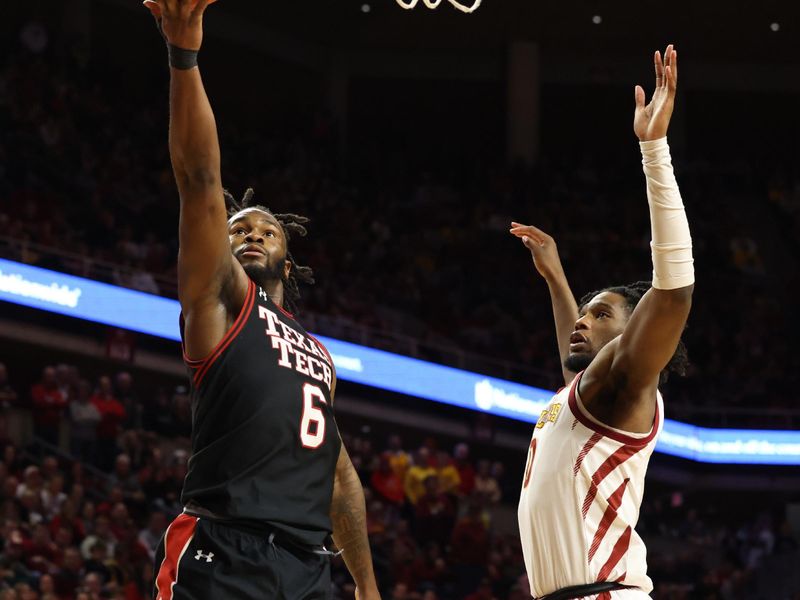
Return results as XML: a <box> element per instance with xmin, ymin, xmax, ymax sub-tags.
<box><xmin>224</xmin><ymin>187</ymin><xmax>315</xmax><ymax>314</ymax></box>
<box><xmin>578</xmin><ymin>280</ymin><xmax>689</xmax><ymax>386</ymax></box>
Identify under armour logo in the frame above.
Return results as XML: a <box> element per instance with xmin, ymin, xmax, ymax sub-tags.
<box><xmin>194</xmin><ymin>550</ymin><xmax>214</xmax><ymax>563</ymax></box>
<box><xmin>259</xmin><ymin>288</ymin><xmax>269</xmax><ymax>302</ymax></box>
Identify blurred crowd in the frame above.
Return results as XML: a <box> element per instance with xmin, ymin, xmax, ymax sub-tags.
<box><xmin>0</xmin><ymin>358</ymin><xmax>528</xmax><ymax>599</ymax></box>
<box><xmin>1</xmin><ymin>23</ymin><xmax>799</xmax><ymax>424</ymax></box>
<box><xmin>1</xmin><ymin>359</ymin><xmax>799</xmax><ymax>599</ymax></box>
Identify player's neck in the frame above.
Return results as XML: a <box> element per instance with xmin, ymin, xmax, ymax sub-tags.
<box><xmin>261</xmin><ymin>279</ymin><xmax>285</xmax><ymax>308</ymax></box>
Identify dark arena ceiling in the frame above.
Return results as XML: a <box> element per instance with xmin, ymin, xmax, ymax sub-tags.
<box><xmin>215</xmin><ymin>0</ymin><xmax>797</xmax><ymax>64</ymax></box>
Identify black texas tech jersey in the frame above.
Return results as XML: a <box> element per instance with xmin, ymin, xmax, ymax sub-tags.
<box><xmin>180</xmin><ymin>280</ymin><xmax>341</xmax><ymax>546</ymax></box>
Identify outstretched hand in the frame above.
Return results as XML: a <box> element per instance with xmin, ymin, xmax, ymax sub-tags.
<box><xmin>143</xmin><ymin>0</ymin><xmax>218</xmax><ymax>50</ymax></box>
<box><xmin>634</xmin><ymin>44</ymin><xmax>677</xmax><ymax>142</ymax></box>
<box><xmin>509</xmin><ymin>222</ymin><xmax>565</xmax><ymax>283</ymax></box>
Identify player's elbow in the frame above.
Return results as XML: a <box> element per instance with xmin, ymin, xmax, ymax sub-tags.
<box><xmin>178</xmin><ymin>167</ymin><xmax>219</xmax><ymax>191</ymax></box>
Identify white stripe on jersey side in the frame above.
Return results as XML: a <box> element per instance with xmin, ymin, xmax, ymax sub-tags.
<box><xmin>155</xmin><ymin>520</ymin><xmax>172</xmax><ymax>600</ymax></box>
<box><xmin>170</xmin><ymin>527</ymin><xmax>197</xmax><ymax>599</ymax></box>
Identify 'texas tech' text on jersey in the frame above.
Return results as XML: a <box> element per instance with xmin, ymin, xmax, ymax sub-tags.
<box><xmin>180</xmin><ymin>281</ymin><xmax>341</xmax><ymax>547</ymax></box>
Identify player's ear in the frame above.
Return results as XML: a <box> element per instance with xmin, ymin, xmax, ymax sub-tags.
<box><xmin>283</xmin><ymin>260</ymin><xmax>292</xmax><ymax>280</ymax></box>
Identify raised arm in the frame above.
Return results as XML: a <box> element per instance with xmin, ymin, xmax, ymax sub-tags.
<box><xmin>144</xmin><ymin>0</ymin><xmax>247</xmax><ymax>359</ymax></box>
<box><xmin>509</xmin><ymin>224</ymin><xmax>580</xmax><ymax>385</ymax></box>
<box><xmin>330</xmin><ymin>444</ymin><xmax>381</xmax><ymax>600</ymax></box>
<box><xmin>584</xmin><ymin>45</ymin><xmax>694</xmax><ymax>426</ymax></box>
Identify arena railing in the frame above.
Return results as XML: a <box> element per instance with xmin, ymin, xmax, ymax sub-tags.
<box><xmin>0</xmin><ymin>235</ymin><xmax>561</xmax><ymax>388</ymax></box>
<box><xmin>3</xmin><ymin>235</ymin><xmax>799</xmax><ymax>429</ymax></box>
<box><xmin>27</xmin><ymin>436</ymin><xmax>114</xmax><ymax>500</ymax></box>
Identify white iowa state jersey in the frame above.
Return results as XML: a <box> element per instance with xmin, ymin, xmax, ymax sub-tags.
<box><xmin>518</xmin><ymin>371</ymin><xmax>663</xmax><ymax>598</ymax></box>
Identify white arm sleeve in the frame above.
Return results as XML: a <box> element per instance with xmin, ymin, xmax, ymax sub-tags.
<box><xmin>640</xmin><ymin>137</ymin><xmax>695</xmax><ymax>290</ymax></box>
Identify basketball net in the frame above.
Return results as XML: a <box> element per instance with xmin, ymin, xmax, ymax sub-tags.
<box><xmin>395</xmin><ymin>0</ymin><xmax>482</xmax><ymax>13</ymax></box>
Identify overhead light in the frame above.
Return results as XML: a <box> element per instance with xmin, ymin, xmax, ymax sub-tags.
<box><xmin>592</xmin><ymin>14</ymin><xmax>603</xmax><ymax>24</ymax></box>
<box><xmin>770</xmin><ymin>22</ymin><xmax>780</xmax><ymax>32</ymax></box>
<box><xmin>361</xmin><ymin>3</ymin><xmax>372</xmax><ymax>12</ymax></box>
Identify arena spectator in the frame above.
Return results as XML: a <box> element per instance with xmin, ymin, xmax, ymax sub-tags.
<box><xmin>38</xmin><ymin>573</ymin><xmax>56</xmax><ymax>598</ymax></box>
<box><xmin>53</xmin><ymin>546</ymin><xmax>84</xmax><ymax>598</ymax></box>
<box><xmin>414</xmin><ymin>475</ymin><xmax>456</xmax><ymax>548</ymax></box>
<box><xmin>15</xmin><ymin>466</ymin><xmax>43</xmax><ymax>501</ymax></box>
<box><xmin>433</xmin><ymin>451</ymin><xmax>461</xmax><ymax>498</ymax></box>
<box><xmin>40</xmin><ymin>456</ymin><xmax>59</xmax><ymax>484</ymax></box>
<box><xmin>404</xmin><ymin>448</ymin><xmax>437</xmax><ymax>506</ymax></box>
<box><xmin>137</xmin><ymin>512</ymin><xmax>167</xmax><ymax>563</ymax></box>
<box><xmin>40</xmin><ymin>472</ymin><xmax>67</xmax><ymax>520</ymax></box>
<box><xmin>0</xmin><ymin>364</ymin><xmax>18</xmax><ymax>409</ymax></box>
<box><xmin>142</xmin><ymin>388</ymin><xmax>177</xmax><ymax>438</ymax></box>
<box><xmin>82</xmin><ymin>571</ymin><xmax>104</xmax><ymax>598</ymax></box>
<box><xmin>473</xmin><ymin>460</ymin><xmax>502</xmax><ymax>505</ymax></box>
<box><xmin>54</xmin><ymin>364</ymin><xmax>77</xmax><ymax>407</ymax></box>
<box><xmin>68</xmin><ymin>380</ymin><xmax>100</xmax><ymax>462</ymax></box>
<box><xmin>386</xmin><ymin>435</ymin><xmax>412</xmax><ymax>479</ymax></box>
<box><xmin>171</xmin><ymin>386</ymin><xmax>192</xmax><ymax>439</ymax></box>
<box><xmin>107</xmin><ymin>454</ymin><xmax>145</xmax><ymax>506</ymax></box>
<box><xmin>30</xmin><ymin>367</ymin><xmax>68</xmax><ymax>445</ymax></box>
<box><xmin>452</xmin><ymin>443</ymin><xmax>476</xmax><ymax>497</ymax></box>
<box><xmin>48</xmin><ymin>498</ymin><xmax>85</xmax><ymax>541</ymax></box>
<box><xmin>80</xmin><ymin>514</ymin><xmax>116</xmax><ymax>562</ymax></box>
<box><xmin>450</xmin><ymin>499</ymin><xmax>491</xmax><ymax>597</ymax></box>
<box><xmin>26</xmin><ymin>523</ymin><xmax>60</xmax><ymax>574</ymax></box>
<box><xmin>89</xmin><ymin>376</ymin><xmax>125</xmax><ymax>470</ymax></box>
<box><xmin>371</xmin><ymin>453</ymin><xmax>406</xmax><ymax>507</ymax></box>
<box><xmin>114</xmin><ymin>372</ymin><xmax>142</xmax><ymax>431</ymax></box>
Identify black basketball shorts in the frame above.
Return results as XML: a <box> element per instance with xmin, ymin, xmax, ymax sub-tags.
<box><xmin>153</xmin><ymin>513</ymin><xmax>332</xmax><ymax>600</ymax></box>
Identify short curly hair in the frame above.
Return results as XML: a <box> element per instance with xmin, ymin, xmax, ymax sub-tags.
<box><xmin>578</xmin><ymin>280</ymin><xmax>689</xmax><ymax>385</ymax></box>
<box><xmin>224</xmin><ymin>188</ymin><xmax>314</xmax><ymax>314</ymax></box>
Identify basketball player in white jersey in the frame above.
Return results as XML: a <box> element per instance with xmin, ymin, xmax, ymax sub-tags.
<box><xmin>511</xmin><ymin>45</ymin><xmax>693</xmax><ymax>599</ymax></box>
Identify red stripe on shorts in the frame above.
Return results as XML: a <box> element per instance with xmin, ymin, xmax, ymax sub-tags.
<box><xmin>154</xmin><ymin>514</ymin><xmax>198</xmax><ymax>600</ymax></box>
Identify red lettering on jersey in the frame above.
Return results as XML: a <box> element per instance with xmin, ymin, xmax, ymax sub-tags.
<box><xmin>522</xmin><ymin>438</ymin><xmax>537</xmax><ymax>488</ymax></box>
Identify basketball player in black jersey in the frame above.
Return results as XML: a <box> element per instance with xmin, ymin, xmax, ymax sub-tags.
<box><xmin>142</xmin><ymin>1</ymin><xmax>380</xmax><ymax>598</ymax></box>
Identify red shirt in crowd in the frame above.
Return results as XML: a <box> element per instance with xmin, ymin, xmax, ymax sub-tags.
<box><xmin>455</xmin><ymin>460</ymin><xmax>476</xmax><ymax>496</ymax></box>
<box><xmin>30</xmin><ymin>383</ymin><xmax>68</xmax><ymax>429</ymax></box>
<box><xmin>371</xmin><ymin>469</ymin><xmax>405</xmax><ymax>505</ymax></box>
<box><xmin>91</xmin><ymin>393</ymin><xmax>126</xmax><ymax>439</ymax></box>
<box><xmin>450</xmin><ymin>515</ymin><xmax>489</xmax><ymax>566</ymax></box>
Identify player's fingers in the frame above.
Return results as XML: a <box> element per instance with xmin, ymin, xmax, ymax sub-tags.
<box><xmin>522</xmin><ymin>236</ymin><xmax>545</xmax><ymax>249</ymax></box>
<box><xmin>142</xmin><ymin>0</ymin><xmax>162</xmax><ymax>17</ymax></box>
<box><xmin>190</xmin><ymin>0</ymin><xmax>216</xmax><ymax>19</ymax></box>
<box><xmin>177</xmin><ymin>0</ymin><xmax>199</xmax><ymax>19</ymax></box>
<box><xmin>670</xmin><ymin>49</ymin><xmax>678</xmax><ymax>84</ymax></box>
<box><xmin>516</xmin><ymin>223</ymin><xmax>551</xmax><ymax>239</ymax></box>
<box><xmin>666</xmin><ymin>65</ymin><xmax>676</xmax><ymax>94</ymax></box>
<box><xmin>513</xmin><ymin>228</ymin><xmax>543</xmax><ymax>243</ymax></box>
<box><xmin>654</xmin><ymin>50</ymin><xmax>663</xmax><ymax>88</ymax></box>
<box><xmin>510</xmin><ymin>227</ymin><xmax>542</xmax><ymax>243</ymax></box>
<box><xmin>510</xmin><ymin>227</ymin><xmax>539</xmax><ymax>241</ymax></box>
<box><xmin>634</xmin><ymin>85</ymin><xmax>646</xmax><ymax>112</ymax></box>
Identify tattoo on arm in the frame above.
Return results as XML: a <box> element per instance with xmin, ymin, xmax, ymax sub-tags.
<box><xmin>331</xmin><ymin>447</ymin><xmax>377</xmax><ymax>591</ymax></box>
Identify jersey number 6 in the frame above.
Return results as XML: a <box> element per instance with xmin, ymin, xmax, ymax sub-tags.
<box><xmin>300</xmin><ymin>383</ymin><xmax>327</xmax><ymax>449</ymax></box>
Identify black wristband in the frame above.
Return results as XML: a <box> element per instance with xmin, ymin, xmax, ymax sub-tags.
<box><xmin>168</xmin><ymin>44</ymin><xmax>199</xmax><ymax>70</ymax></box>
